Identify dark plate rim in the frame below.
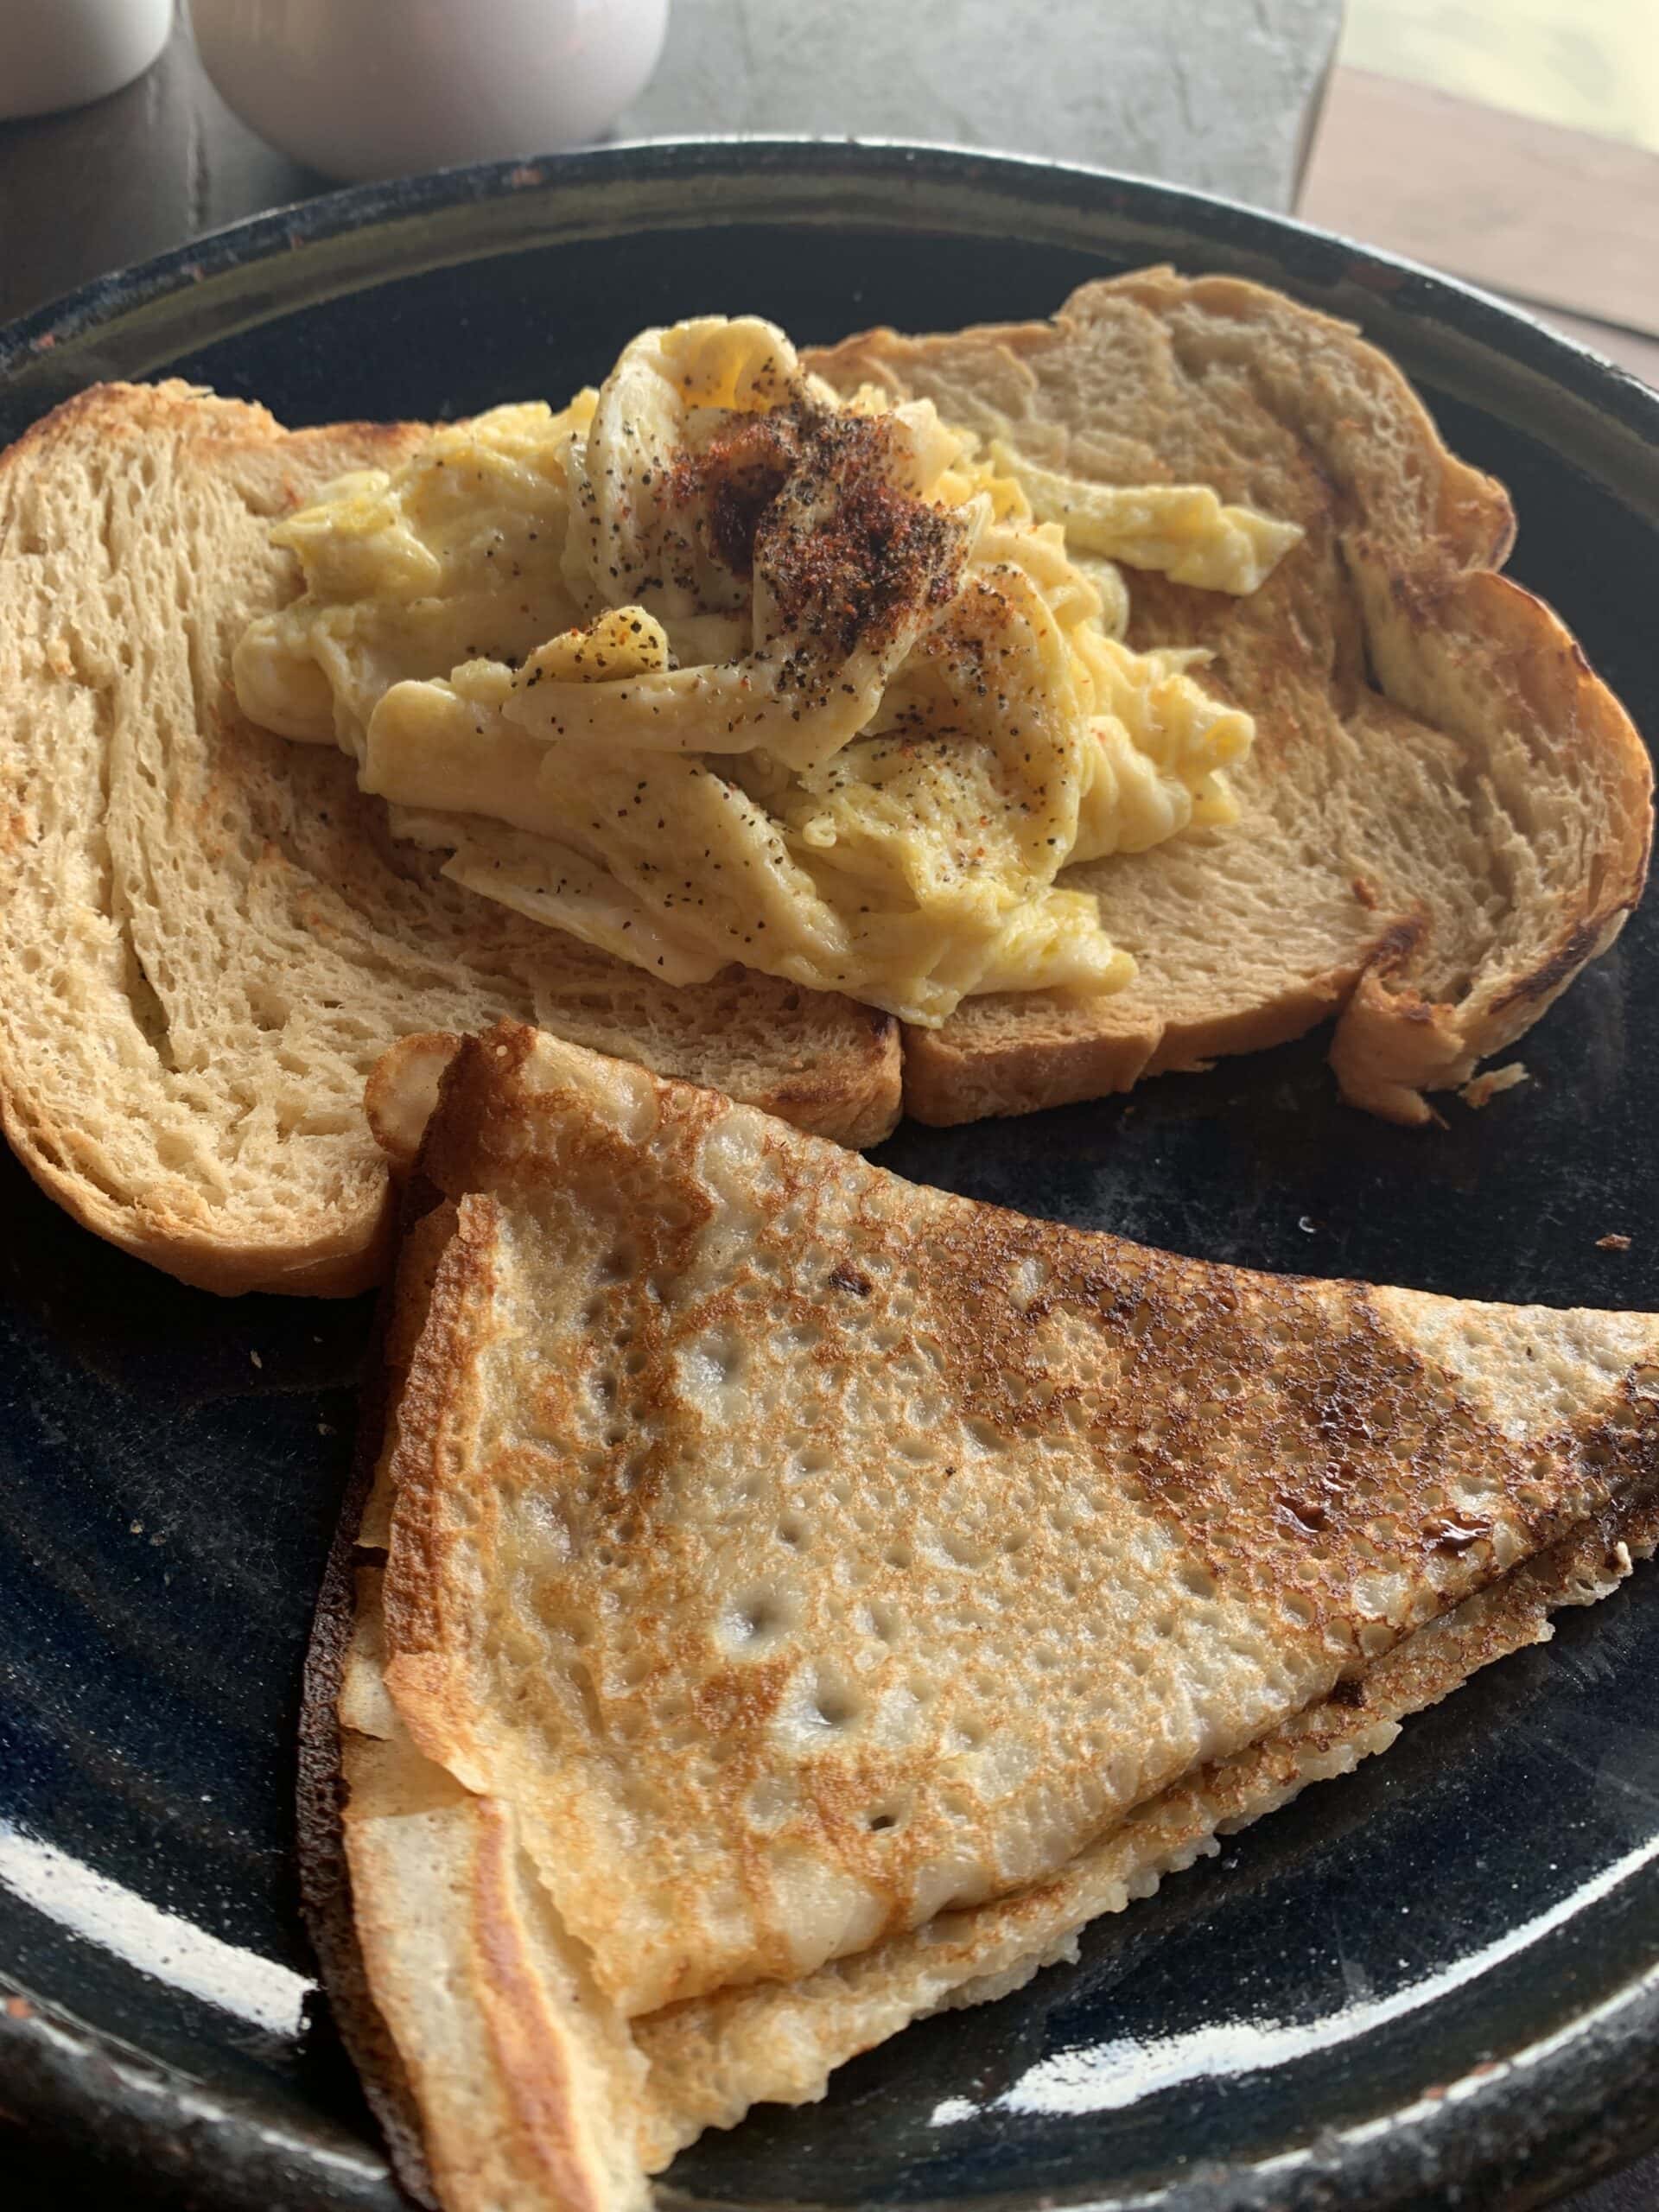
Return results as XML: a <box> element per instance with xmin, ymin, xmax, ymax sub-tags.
<box><xmin>3</xmin><ymin>133</ymin><xmax>1657</xmax><ymax>2212</ymax></box>
<box><xmin>3</xmin><ymin>134</ymin><xmax>1658</xmax><ymax>450</ymax></box>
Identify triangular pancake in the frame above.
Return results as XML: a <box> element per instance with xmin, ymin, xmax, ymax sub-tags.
<box><xmin>305</xmin><ymin>1022</ymin><xmax>1659</xmax><ymax>2209</ymax></box>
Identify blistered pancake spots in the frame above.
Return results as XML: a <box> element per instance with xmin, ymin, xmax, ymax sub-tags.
<box><xmin>379</xmin><ymin>1024</ymin><xmax>1659</xmax><ymax>2018</ymax></box>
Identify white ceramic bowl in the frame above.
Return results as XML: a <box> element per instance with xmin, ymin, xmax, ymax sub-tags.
<box><xmin>0</xmin><ymin>0</ymin><xmax>173</xmax><ymax>121</ymax></box>
<box><xmin>188</xmin><ymin>0</ymin><xmax>670</xmax><ymax>183</ymax></box>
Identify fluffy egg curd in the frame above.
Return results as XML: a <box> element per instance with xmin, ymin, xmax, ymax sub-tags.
<box><xmin>233</xmin><ymin>317</ymin><xmax>1301</xmax><ymax>1025</ymax></box>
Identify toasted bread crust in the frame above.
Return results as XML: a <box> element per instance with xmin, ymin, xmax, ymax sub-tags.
<box><xmin>899</xmin><ymin>957</ymin><xmax>1360</xmax><ymax>1124</ymax></box>
<box><xmin>1331</xmin><ymin>564</ymin><xmax>1652</xmax><ymax>1119</ymax></box>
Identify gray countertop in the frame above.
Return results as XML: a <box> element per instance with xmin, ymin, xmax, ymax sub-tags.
<box><xmin>0</xmin><ymin>3</ymin><xmax>1342</xmax><ymax>327</ymax></box>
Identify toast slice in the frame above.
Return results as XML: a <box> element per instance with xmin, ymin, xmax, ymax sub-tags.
<box><xmin>4</xmin><ymin>276</ymin><xmax>1649</xmax><ymax>1293</ymax></box>
<box><xmin>304</xmin><ymin>1023</ymin><xmax>1659</xmax><ymax>2211</ymax></box>
<box><xmin>809</xmin><ymin>271</ymin><xmax>1653</xmax><ymax>1124</ymax></box>
<box><xmin>0</xmin><ymin>384</ymin><xmax>899</xmax><ymax>1296</ymax></box>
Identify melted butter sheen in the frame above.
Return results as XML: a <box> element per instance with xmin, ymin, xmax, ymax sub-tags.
<box><xmin>232</xmin><ymin>316</ymin><xmax>1300</xmax><ymax>1024</ymax></box>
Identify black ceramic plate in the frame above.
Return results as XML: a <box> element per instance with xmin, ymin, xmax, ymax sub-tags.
<box><xmin>3</xmin><ymin>143</ymin><xmax>1657</xmax><ymax>2212</ymax></box>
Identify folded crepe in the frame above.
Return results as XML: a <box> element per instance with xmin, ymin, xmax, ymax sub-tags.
<box><xmin>301</xmin><ymin>1021</ymin><xmax>1659</xmax><ymax>2212</ymax></box>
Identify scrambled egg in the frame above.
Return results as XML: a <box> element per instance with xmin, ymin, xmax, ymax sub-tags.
<box><xmin>234</xmin><ymin>316</ymin><xmax>1301</xmax><ymax>1024</ymax></box>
